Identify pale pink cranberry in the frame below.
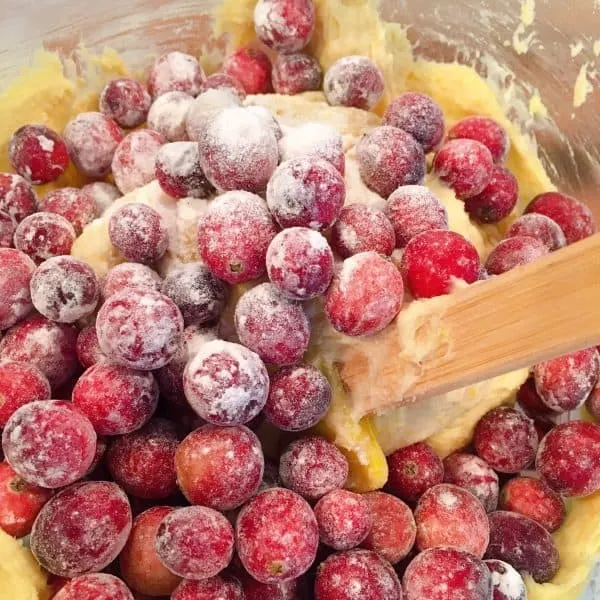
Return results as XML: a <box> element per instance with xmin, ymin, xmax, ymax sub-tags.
<box><xmin>506</xmin><ymin>213</ymin><xmax>566</xmax><ymax>252</ymax></box>
<box><xmin>464</xmin><ymin>165</ymin><xmax>518</xmax><ymax>223</ymax></box>
<box><xmin>387</xmin><ymin>441</ymin><xmax>444</xmax><ymax>503</ymax></box>
<box><xmin>331</xmin><ymin>204</ymin><xmax>396</xmax><ymax>257</ymax></box>
<box><xmin>485</xmin><ymin>511</ymin><xmax>559</xmax><ymax>583</ymax></box>
<box><xmin>31</xmin><ymin>481</ymin><xmax>132</xmax><ymax>577</ymax></box>
<box><xmin>403</xmin><ymin>547</ymin><xmax>492</xmax><ymax>600</ymax></box>
<box><xmin>53</xmin><ymin>574</ymin><xmax>133</xmax><ymax>600</ymax></box>
<box><xmin>200</xmin><ymin>73</ymin><xmax>246</xmax><ymax>101</ymax></box>
<box><xmin>485</xmin><ymin>560</ymin><xmax>527</xmax><ymax>600</ymax></box>
<box><xmin>0</xmin><ymin>314</ymin><xmax>78</xmax><ymax>389</ymax></box>
<box><xmin>175</xmin><ymin>424</ymin><xmax>264</xmax><ymax>510</ymax></box>
<box><xmin>199</xmin><ymin>107</ymin><xmax>278</xmax><ymax>193</ymax></box>
<box><xmin>384</xmin><ymin>185</ymin><xmax>448</xmax><ymax>248</ymax></box>
<box><xmin>0</xmin><ymin>211</ymin><xmax>16</xmax><ymax>247</ymax></box>
<box><xmin>525</xmin><ymin>190</ymin><xmax>596</xmax><ymax>244</ymax></box>
<box><xmin>82</xmin><ymin>181</ymin><xmax>121</xmax><ymax>216</ymax></box>
<box><xmin>39</xmin><ymin>187</ymin><xmax>98</xmax><ymax>235</ymax></box>
<box><xmin>0</xmin><ymin>173</ymin><xmax>38</xmax><ymax>221</ymax></box>
<box><xmin>155</xmin><ymin>142</ymin><xmax>213</xmax><ymax>199</ymax></box>
<box><xmin>9</xmin><ymin>124</ymin><xmax>70</xmax><ymax>184</ymax></box>
<box><xmin>111</xmin><ymin>129</ymin><xmax>166</xmax><ymax>194</ymax></box>
<box><xmin>222</xmin><ymin>48</ymin><xmax>273</xmax><ymax>94</ymax></box>
<box><xmin>102</xmin><ymin>262</ymin><xmax>162</xmax><ymax>299</ymax></box>
<box><xmin>147</xmin><ymin>91</ymin><xmax>193</xmax><ymax>142</ymax></box>
<box><xmin>236</xmin><ymin>488</ymin><xmax>318</xmax><ymax>584</ymax></box>
<box><xmin>316</xmin><ymin>550</ymin><xmax>401</xmax><ymax>600</ymax></box>
<box><xmin>234</xmin><ymin>283</ymin><xmax>311</xmax><ymax>365</ymax></box>
<box><xmin>0</xmin><ymin>360</ymin><xmax>50</xmax><ymax>427</ymax></box>
<box><xmin>30</xmin><ymin>256</ymin><xmax>99</xmax><ymax>323</ymax></box>
<box><xmin>64</xmin><ymin>112</ymin><xmax>123</xmax><ymax>178</ymax></box>
<box><xmin>447</xmin><ymin>116</ymin><xmax>510</xmax><ymax>163</ymax></box>
<box><xmin>96</xmin><ymin>288</ymin><xmax>183</xmax><ymax>370</ymax></box>
<box><xmin>183</xmin><ymin>339</ymin><xmax>269</xmax><ymax>425</ymax></box>
<box><xmin>272</xmin><ymin>53</ymin><xmax>322</xmax><ymax>95</ymax></box>
<box><xmin>325</xmin><ymin>251</ymin><xmax>403</xmax><ymax>336</ymax></box>
<box><xmin>443</xmin><ymin>453</ymin><xmax>499</xmax><ymax>513</ymax></box>
<box><xmin>433</xmin><ymin>139</ymin><xmax>494</xmax><ymax>199</ymax></box>
<box><xmin>172</xmin><ymin>577</ymin><xmax>244</xmax><ymax>600</ymax></box>
<box><xmin>155</xmin><ymin>505</ymin><xmax>234</xmax><ymax>579</ymax></box>
<box><xmin>2</xmin><ymin>400</ymin><xmax>96</xmax><ymax>488</ymax></box>
<box><xmin>239</xmin><ymin>572</ymin><xmax>300</xmax><ymax>600</ymax></box>
<box><xmin>109</xmin><ymin>203</ymin><xmax>169</xmax><ymax>264</ymax></box>
<box><xmin>474</xmin><ymin>407</ymin><xmax>537</xmax><ymax>473</ymax></box>
<box><xmin>76</xmin><ymin>325</ymin><xmax>105</xmax><ymax>368</ymax></box>
<box><xmin>324</xmin><ymin>56</ymin><xmax>384</xmax><ymax>110</ymax></box>
<box><xmin>361</xmin><ymin>491</ymin><xmax>416</xmax><ymax>564</ymax></box>
<box><xmin>536</xmin><ymin>420</ymin><xmax>600</xmax><ymax>497</ymax></box>
<box><xmin>485</xmin><ymin>235</ymin><xmax>548</xmax><ymax>275</ymax></box>
<box><xmin>357</xmin><ymin>126</ymin><xmax>426</xmax><ymax>198</ymax></box>
<box><xmin>148</xmin><ymin>52</ymin><xmax>205</xmax><ymax>98</ymax></box>
<box><xmin>0</xmin><ymin>248</ymin><xmax>35</xmax><ymax>330</ymax></box>
<box><xmin>254</xmin><ymin>0</ymin><xmax>315</xmax><ymax>52</ymax></box>
<box><xmin>265</xmin><ymin>363</ymin><xmax>331</xmax><ymax>431</ymax></box>
<box><xmin>13</xmin><ymin>211</ymin><xmax>76</xmax><ymax>263</ymax></box>
<box><xmin>100</xmin><ymin>78</ymin><xmax>152</xmax><ymax>128</ymax></box>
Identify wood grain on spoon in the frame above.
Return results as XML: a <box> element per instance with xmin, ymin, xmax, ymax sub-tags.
<box><xmin>341</xmin><ymin>233</ymin><xmax>600</xmax><ymax>417</ymax></box>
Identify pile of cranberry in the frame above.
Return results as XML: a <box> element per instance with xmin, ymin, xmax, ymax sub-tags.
<box><xmin>1</xmin><ymin>0</ymin><xmax>600</xmax><ymax>599</ymax></box>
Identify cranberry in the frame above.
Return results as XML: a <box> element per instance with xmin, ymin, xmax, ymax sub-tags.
<box><xmin>155</xmin><ymin>505</ymin><xmax>234</xmax><ymax>579</ymax></box>
<box><xmin>272</xmin><ymin>53</ymin><xmax>322</xmax><ymax>95</ymax></box>
<box><xmin>147</xmin><ymin>91</ymin><xmax>194</xmax><ymax>142</ymax></box>
<box><xmin>0</xmin><ymin>314</ymin><xmax>78</xmax><ymax>389</ymax></box>
<box><xmin>198</xmin><ymin>190</ymin><xmax>277</xmax><ymax>284</ymax></box>
<box><xmin>0</xmin><ymin>211</ymin><xmax>15</xmax><ymax>247</ymax></box>
<box><xmin>239</xmin><ymin>572</ymin><xmax>300</xmax><ymax>600</ymax></box>
<box><xmin>236</xmin><ymin>488</ymin><xmax>318</xmax><ymax>584</ymax></box>
<box><xmin>325</xmin><ymin>251</ymin><xmax>403</xmax><ymax>336</ymax></box>
<box><xmin>464</xmin><ymin>165</ymin><xmax>518</xmax><ymax>224</ymax></box>
<box><xmin>586</xmin><ymin>383</ymin><xmax>600</xmax><ymax>420</ymax></box>
<box><xmin>64</xmin><ymin>112</ymin><xmax>123</xmax><ymax>178</ymax></box>
<box><xmin>506</xmin><ymin>213</ymin><xmax>566</xmax><ymax>252</ymax></box>
<box><xmin>185</xmin><ymin>89</ymin><xmax>242</xmax><ymax>142</ymax></box>
<box><xmin>14</xmin><ymin>212</ymin><xmax>76</xmax><ymax>263</ymax></box>
<box><xmin>533</xmin><ymin>348</ymin><xmax>599</xmax><ymax>412</ymax></box>
<box><xmin>183</xmin><ymin>339</ymin><xmax>269</xmax><ymax>425</ymax></box>
<box><xmin>155</xmin><ymin>142</ymin><xmax>213</xmax><ymax>199</ymax></box>
<box><xmin>0</xmin><ymin>248</ymin><xmax>35</xmax><ymax>330</ymax></box>
<box><xmin>403</xmin><ymin>547</ymin><xmax>492</xmax><ymax>600</ymax></box>
<box><xmin>30</xmin><ymin>256</ymin><xmax>99</xmax><ymax>323</ymax></box>
<box><xmin>324</xmin><ymin>56</ymin><xmax>385</xmax><ymax>110</ymax></box>
<box><xmin>55</xmin><ymin>574</ymin><xmax>134</xmax><ymax>600</ymax></box>
<box><xmin>255</xmin><ymin>0</ymin><xmax>315</xmax><ymax>52</ymax></box>
<box><xmin>83</xmin><ymin>182</ymin><xmax>121</xmax><ymax>215</ymax></box>
<box><xmin>102</xmin><ymin>262</ymin><xmax>162</xmax><ymax>299</ymax></box>
<box><xmin>99</xmin><ymin>78</ymin><xmax>151</xmax><ymax>129</ymax></box>
<box><xmin>443</xmin><ymin>453</ymin><xmax>499</xmax><ymax>513</ymax></box>
<box><xmin>536</xmin><ymin>420</ymin><xmax>600</xmax><ymax>496</ymax></box>
<box><xmin>31</xmin><ymin>481</ymin><xmax>132</xmax><ymax>577</ymax></box>
<box><xmin>200</xmin><ymin>73</ymin><xmax>246</xmax><ymax>101</ymax></box>
<box><xmin>39</xmin><ymin>187</ymin><xmax>98</xmax><ymax>235</ymax></box>
<box><xmin>112</xmin><ymin>130</ymin><xmax>166</xmax><ymax>194</ymax></box>
<box><xmin>96</xmin><ymin>288</ymin><xmax>183</xmax><ymax>370</ymax></box>
<box><xmin>0</xmin><ymin>173</ymin><xmax>38</xmax><ymax>222</ymax></box>
<box><xmin>485</xmin><ymin>511</ymin><xmax>559</xmax><ymax>583</ymax></box>
<box><xmin>485</xmin><ymin>559</ymin><xmax>527</xmax><ymax>600</ymax></box>
<box><xmin>447</xmin><ymin>116</ymin><xmax>509</xmax><ymax>163</ymax></box>
<box><xmin>148</xmin><ymin>52</ymin><xmax>205</xmax><ymax>98</ymax></box>
<box><xmin>175</xmin><ymin>424</ymin><xmax>264</xmax><ymax>510</ymax></box>
<box><xmin>222</xmin><ymin>48</ymin><xmax>272</xmax><ymax>95</ymax></box>
<box><xmin>235</xmin><ymin>283</ymin><xmax>310</xmax><ymax>365</ymax></box>
<box><xmin>264</xmin><ymin>363</ymin><xmax>331</xmax><ymax>431</ymax></box>
<box><xmin>9</xmin><ymin>124</ymin><xmax>70</xmax><ymax>184</ymax></box>
<box><xmin>516</xmin><ymin>377</ymin><xmax>552</xmax><ymax>417</ymax></box>
<box><xmin>0</xmin><ymin>460</ymin><xmax>51</xmax><ymax>537</ymax></box>
<box><xmin>485</xmin><ymin>235</ymin><xmax>548</xmax><ymax>275</ymax></box>
<box><xmin>172</xmin><ymin>576</ymin><xmax>244</xmax><ymax>600</ymax></box>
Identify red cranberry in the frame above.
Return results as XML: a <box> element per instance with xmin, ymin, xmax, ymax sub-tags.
<box><xmin>9</xmin><ymin>124</ymin><xmax>70</xmax><ymax>184</ymax></box>
<box><xmin>464</xmin><ymin>165</ymin><xmax>518</xmax><ymax>223</ymax></box>
<box><xmin>485</xmin><ymin>559</ymin><xmax>527</xmax><ymax>600</ymax></box>
<box><xmin>96</xmin><ymin>288</ymin><xmax>183</xmax><ymax>370</ymax></box>
<box><xmin>325</xmin><ymin>251</ymin><xmax>404</xmax><ymax>336</ymax></box>
<box><xmin>235</xmin><ymin>283</ymin><xmax>310</xmax><ymax>365</ymax></box>
<box><xmin>102</xmin><ymin>262</ymin><xmax>162</xmax><ymax>299</ymax></box>
<box><xmin>0</xmin><ymin>173</ymin><xmax>37</xmax><ymax>222</ymax></box>
<box><xmin>403</xmin><ymin>547</ymin><xmax>492</xmax><ymax>600</ymax></box>
<box><xmin>172</xmin><ymin>576</ymin><xmax>244</xmax><ymax>600</ymax></box>
<box><xmin>536</xmin><ymin>420</ymin><xmax>600</xmax><ymax>496</ymax></box>
<box><xmin>443</xmin><ymin>453</ymin><xmax>499</xmax><ymax>513</ymax></box>
<box><xmin>148</xmin><ymin>52</ymin><xmax>205</xmax><ymax>98</ymax></box>
<box><xmin>279</xmin><ymin>436</ymin><xmax>348</xmax><ymax>500</ymax></box>
<box><xmin>53</xmin><ymin>574</ymin><xmax>133</xmax><ymax>600</ymax></box>
<box><xmin>401</xmin><ymin>229</ymin><xmax>480</xmax><ymax>298</ymax></box>
<box><xmin>14</xmin><ymin>212</ymin><xmax>76</xmax><ymax>263</ymax></box>
<box><xmin>112</xmin><ymin>130</ymin><xmax>166</xmax><ymax>194</ymax></box>
<box><xmin>183</xmin><ymin>339</ymin><xmax>269</xmax><ymax>425</ymax></box>
<box><xmin>474</xmin><ymin>407</ymin><xmax>537</xmax><ymax>473</ymax></box>
<box><xmin>200</xmin><ymin>73</ymin><xmax>246</xmax><ymax>101</ymax></box>
<box><xmin>0</xmin><ymin>314</ymin><xmax>78</xmax><ymax>389</ymax></box>
<box><xmin>324</xmin><ymin>56</ymin><xmax>385</xmax><ymax>110</ymax></box>
<box><xmin>64</xmin><ymin>112</ymin><xmax>123</xmax><ymax>178</ymax></box>
<box><xmin>0</xmin><ymin>211</ymin><xmax>15</xmax><ymax>247</ymax></box>
<box><xmin>586</xmin><ymin>383</ymin><xmax>600</xmax><ymax>420</ymax></box>
<box><xmin>516</xmin><ymin>377</ymin><xmax>552</xmax><ymax>417</ymax></box>
<box><xmin>0</xmin><ymin>460</ymin><xmax>51</xmax><ymax>538</ymax></box>
<box><xmin>447</xmin><ymin>116</ymin><xmax>509</xmax><ymax>163</ymax></box>
<box><xmin>264</xmin><ymin>363</ymin><xmax>331</xmax><ymax>431</ymax></box>
<box><xmin>222</xmin><ymin>48</ymin><xmax>273</xmax><ymax>95</ymax></box>
<box><xmin>175</xmin><ymin>424</ymin><xmax>263</xmax><ymax>510</ymax></box>
<box><xmin>39</xmin><ymin>187</ymin><xmax>98</xmax><ymax>235</ymax></box>
<box><xmin>384</xmin><ymin>185</ymin><xmax>448</xmax><ymax>247</ymax></box>
<box><xmin>433</xmin><ymin>139</ymin><xmax>494</xmax><ymax>199</ymax></box>
<box><xmin>236</xmin><ymin>488</ymin><xmax>318</xmax><ymax>584</ymax></box>
<box><xmin>185</xmin><ymin>89</ymin><xmax>242</xmax><ymax>142</ymax></box>
<box><xmin>100</xmin><ymin>78</ymin><xmax>152</xmax><ymax>128</ymax></box>
<box><xmin>31</xmin><ymin>481</ymin><xmax>132</xmax><ymax>577</ymax></box>
<box><xmin>147</xmin><ymin>91</ymin><xmax>194</xmax><ymax>142</ymax></box>
<box><xmin>155</xmin><ymin>142</ymin><xmax>213</xmax><ymax>199</ymax></box>
<box><xmin>272</xmin><ymin>53</ymin><xmax>322</xmax><ymax>95</ymax></box>
<box><xmin>357</xmin><ymin>126</ymin><xmax>426</xmax><ymax>198</ymax></box>
<box><xmin>239</xmin><ymin>572</ymin><xmax>300</xmax><ymax>600</ymax></box>
<box><xmin>0</xmin><ymin>248</ymin><xmax>35</xmax><ymax>330</ymax></box>
<box><xmin>485</xmin><ymin>235</ymin><xmax>548</xmax><ymax>275</ymax></box>
<box><xmin>254</xmin><ymin>0</ymin><xmax>315</xmax><ymax>52</ymax></box>
<box><xmin>485</xmin><ymin>511</ymin><xmax>559</xmax><ymax>583</ymax></box>
<box><xmin>82</xmin><ymin>182</ymin><xmax>121</xmax><ymax>215</ymax></box>
<box><xmin>155</xmin><ymin>505</ymin><xmax>234</xmax><ymax>579</ymax></box>
<box><xmin>506</xmin><ymin>213</ymin><xmax>566</xmax><ymax>252</ymax></box>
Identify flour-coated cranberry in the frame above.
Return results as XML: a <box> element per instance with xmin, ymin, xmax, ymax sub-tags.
<box><xmin>53</xmin><ymin>574</ymin><xmax>134</xmax><ymax>600</ymax></box>
<box><xmin>0</xmin><ymin>248</ymin><xmax>35</xmax><ymax>330</ymax></box>
<box><xmin>484</xmin><ymin>559</ymin><xmax>527</xmax><ymax>600</ymax></box>
<box><xmin>102</xmin><ymin>262</ymin><xmax>162</xmax><ymax>299</ymax></box>
<box><xmin>447</xmin><ymin>116</ymin><xmax>510</xmax><ymax>163</ymax></box>
<box><xmin>14</xmin><ymin>212</ymin><xmax>76</xmax><ymax>263</ymax></box>
<box><xmin>172</xmin><ymin>576</ymin><xmax>245</xmax><ymax>600</ymax></box>
<box><xmin>239</xmin><ymin>572</ymin><xmax>300</xmax><ymax>600</ymax></box>
<box><xmin>222</xmin><ymin>48</ymin><xmax>273</xmax><ymax>95</ymax></box>
<box><xmin>485</xmin><ymin>235</ymin><xmax>548</xmax><ymax>275</ymax></box>
<box><xmin>0</xmin><ymin>211</ymin><xmax>15</xmax><ymax>247</ymax></box>
<box><xmin>464</xmin><ymin>165</ymin><xmax>518</xmax><ymax>224</ymax></box>
<box><xmin>82</xmin><ymin>181</ymin><xmax>121</xmax><ymax>215</ymax></box>
<box><xmin>148</xmin><ymin>52</ymin><xmax>205</xmax><ymax>98</ymax></box>
<box><xmin>505</xmin><ymin>213</ymin><xmax>566</xmax><ymax>252</ymax></box>
<box><xmin>247</xmin><ymin>105</ymin><xmax>283</xmax><ymax>141</ymax></box>
<box><xmin>200</xmin><ymin>73</ymin><xmax>246</xmax><ymax>101</ymax></box>
<box><xmin>272</xmin><ymin>53</ymin><xmax>322</xmax><ymax>95</ymax></box>
<box><xmin>324</xmin><ymin>56</ymin><xmax>384</xmax><ymax>110</ymax></box>
<box><xmin>39</xmin><ymin>187</ymin><xmax>98</xmax><ymax>235</ymax></box>
<box><xmin>76</xmin><ymin>325</ymin><xmax>105</xmax><ymax>369</ymax></box>
<box><xmin>147</xmin><ymin>91</ymin><xmax>194</xmax><ymax>142</ymax></box>
<box><xmin>100</xmin><ymin>78</ymin><xmax>152</xmax><ymax>128</ymax></box>
<box><xmin>254</xmin><ymin>0</ymin><xmax>315</xmax><ymax>53</ymax></box>
<box><xmin>0</xmin><ymin>173</ymin><xmax>38</xmax><ymax>222</ymax></box>
<box><xmin>185</xmin><ymin>89</ymin><xmax>242</xmax><ymax>141</ymax></box>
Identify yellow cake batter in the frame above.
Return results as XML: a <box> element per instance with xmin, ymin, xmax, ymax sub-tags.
<box><xmin>0</xmin><ymin>0</ymin><xmax>598</xmax><ymax>599</ymax></box>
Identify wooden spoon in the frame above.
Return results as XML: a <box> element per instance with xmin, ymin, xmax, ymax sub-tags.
<box><xmin>340</xmin><ymin>234</ymin><xmax>600</xmax><ymax>418</ymax></box>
